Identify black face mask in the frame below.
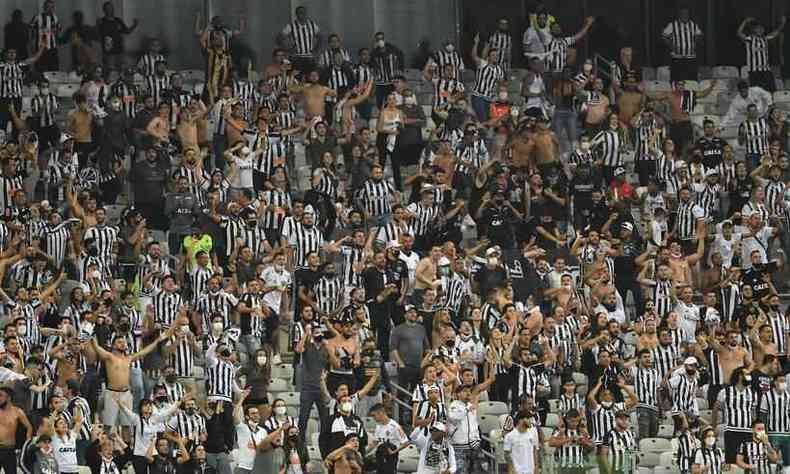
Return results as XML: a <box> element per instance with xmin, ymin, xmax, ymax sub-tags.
<box><xmin>118</xmin><ymin>323</ymin><xmax>131</xmax><ymax>333</ymax></box>
<box><xmin>185</xmin><ymin>408</ymin><xmax>196</xmax><ymax>416</ymax></box>
<box><xmin>165</xmin><ymin>374</ymin><xmax>176</xmax><ymax>383</ymax></box>
<box><xmin>156</xmin><ymin>396</ymin><xmax>168</xmax><ymax>404</ymax></box>
<box><xmin>444</xmin><ymin>340</ymin><xmax>455</xmax><ymax>348</ymax></box>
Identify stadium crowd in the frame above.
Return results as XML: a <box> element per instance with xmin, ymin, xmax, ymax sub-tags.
<box><xmin>2</xmin><ymin>1</ymin><xmax>790</xmax><ymax>474</ymax></box>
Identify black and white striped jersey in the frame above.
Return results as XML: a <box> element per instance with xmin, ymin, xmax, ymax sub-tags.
<box><xmin>145</xmin><ymin>74</ymin><xmax>171</xmax><ymax>106</ymax></box>
<box><xmin>30</xmin><ymin>12</ymin><xmax>60</xmax><ymax>49</ymax></box>
<box><xmin>487</xmin><ymin>32</ymin><xmax>512</xmax><ymax>71</ymax></box>
<box><xmin>471</xmin><ymin>59</ymin><xmax>504</xmax><ymax>99</ymax></box>
<box><xmin>357</xmin><ymin>178</ymin><xmax>397</xmax><ymax>217</ymax></box>
<box><xmin>759</xmin><ymin>389</ymin><xmax>790</xmax><ymax>433</ymax></box>
<box><xmin>740</xmin><ymin>118</ymin><xmax>770</xmax><ymax>156</ymax></box>
<box><xmin>312</xmin><ymin>275</ymin><xmax>343</xmax><ymax>316</ymax></box>
<box><xmin>432</xmin><ymin>78</ymin><xmax>465</xmax><ymax>109</ymax></box>
<box><xmin>282</xmin><ymin>19</ymin><xmax>320</xmax><ymax>57</ymax></box>
<box><xmin>716</xmin><ymin>385</ymin><xmax>755</xmax><ymax>431</ymax></box>
<box><xmin>288</xmin><ymin>223</ymin><xmax>324</xmax><ymax>268</ymax></box>
<box><xmin>0</xmin><ymin>62</ymin><xmax>26</xmax><ymax>98</ymax></box>
<box><xmin>662</xmin><ymin>20</ymin><xmax>702</xmax><ymax>58</ymax></box>
<box><xmin>591</xmin><ymin>130</ymin><xmax>622</xmax><ymax>167</ymax></box>
<box><xmin>743</xmin><ymin>35</ymin><xmax>770</xmax><ymax>72</ymax></box>
<box><xmin>431</xmin><ymin>50</ymin><xmax>465</xmax><ymax>79</ymax></box>
<box><xmin>318</xmin><ymin>47</ymin><xmax>352</xmax><ymax>68</ymax></box>
<box><xmin>137</xmin><ymin>53</ymin><xmax>166</xmax><ymax>78</ymax></box>
<box><xmin>31</xmin><ymin>93</ymin><xmax>59</xmax><ymax>128</ymax></box>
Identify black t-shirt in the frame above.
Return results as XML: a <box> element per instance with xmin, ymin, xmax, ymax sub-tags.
<box><xmin>294</xmin><ymin>268</ymin><xmax>321</xmax><ymax>319</ymax></box>
<box><xmin>742</xmin><ymin>268</ymin><xmax>770</xmax><ymax>299</ymax></box>
<box><xmin>148</xmin><ymin>455</ymin><xmax>178</xmax><ymax>474</ymax></box>
<box><xmin>569</xmin><ymin>175</ymin><xmax>598</xmax><ymax>212</ymax></box>
<box><xmin>694</xmin><ymin>136</ymin><xmax>724</xmax><ymax>170</ymax></box>
<box><xmin>97</xmin><ymin>17</ymin><xmax>130</xmax><ymax>54</ymax></box>
<box><xmin>729</xmin><ymin>177</ymin><xmax>753</xmax><ymax>213</ymax></box>
<box><xmin>751</xmin><ymin>369</ymin><xmax>773</xmax><ymax>402</ymax></box>
<box><xmin>482</xmin><ymin>205</ymin><xmax>516</xmax><ymax>248</ymax></box>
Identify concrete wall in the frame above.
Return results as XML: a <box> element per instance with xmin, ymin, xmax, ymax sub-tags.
<box><xmin>0</xmin><ymin>0</ymin><xmax>458</xmax><ymax>71</ymax></box>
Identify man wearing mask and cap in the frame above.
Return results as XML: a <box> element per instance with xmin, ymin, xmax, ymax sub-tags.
<box><xmin>410</xmin><ymin>420</ymin><xmax>456</xmax><ymax>474</ymax></box>
<box><xmin>667</xmin><ymin>357</ymin><xmax>701</xmax><ymax>432</ymax></box>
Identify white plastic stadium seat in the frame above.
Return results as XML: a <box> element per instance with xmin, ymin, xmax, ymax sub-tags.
<box><xmin>307</xmin><ymin>445</ymin><xmax>322</xmax><ymax>461</ymax></box>
<box><xmin>712</xmin><ymin>66</ymin><xmax>739</xmax><ymax>79</ymax></box>
<box><xmin>639</xmin><ymin>452</ymin><xmax>661</xmax><ymax>467</ymax></box>
<box><xmin>659</xmin><ymin>451</ymin><xmax>676</xmax><ymax>466</ymax></box>
<box><xmin>638</xmin><ymin>468</ymin><xmax>652</xmax><ymax>474</ymax></box>
<box><xmin>545</xmin><ymin>413</ymin><xmax>561</xmax><ymax>428</ymax></box>
<box><xmin>478</xmin><ymin>401</ymin><xmax>509</xmax><ymax>417</ymax></box>
<box><xmin>657</xmin><ymin>424</ymin><xmax>674</xmax><ymax>438</ymax></box>
<box><xmin>654</xmin><ymin>466</ymin><xmax>681</xmax><ymax>474</ymax></box>
<box><xmin>773</xmin><ymin>90</ymin><xmax>790</xmax><ymax>103</ymax></box>
<box><xmin>397</xmin><ymin>457</ymin><xmax>418</xmax><ymax>473</ymax></box>
<box><xmin>478</xmin><ymin>414</ymin><xmax>501</xmax><ymax>436</ymax></box>
<box><xmin>399</xmin><ymin>444</ymin><xmax>420</xmax><ymax>460</ymax></box>
<box><xmin>657</xmin><ymin>66</ymin><xmax>671</xmax><ymax>81</ymax></box>
<box><xmin>642</xmin><ymin>67</ymin><xmax>656</xmax><ymax>80</ymax></box>
<box><xmin>44</xmin><ymin>71</ymin><xmax>69</xmax><ymax>83</ymax></box>
<box><xmin>280</xmin><ymin>391</ymin><xmax>300</xmax><ymax>406</ymax></box>
<box><xmin>56</xmin><ymin>83</ymin><xmax>80</xmax><ymax>98</ymax></box>
<box><xmin>696</xmin><ymin>397</ymin><xmax>709</xmax><ymax>410</ymax></box>
<box><xmin>548</xmin><ymin>399</ymin><xmax>561</xmax><ymax>413</ymax></box>
<box><xmin>740</xmin><ymin>66</ymin><xmax>750</xmax><ymax>79</ymax></box>
<box><xmin>267</xmin><ymin>378</ymin><xmax>288</xmax><ymax>393</ymax></box>
<box><xmin>271</xmin><ymin>364</ymin><xmax>294</xmax><ymax>380</ymax></box>
<box><xmin>541</xmin><ymin>426</ymin><xmax>554</xmax><ymax>439</ymax></box>
<box><xmin>310</xmin><ymin>432</ymin><xmax>320</xmax><ymax>447</ymax></box>
<box><xmin>640</xmin><ymin>437</ymin><xmax>671</xmax><ymax>452</ymax></box>
<box><xmin>572</xmin><ymin>372</ymin><xmax>588</xmax><ymax>385</ymax></box>
<box><xmin>645</xmin><ymin>80</ymin><xmax>671</xmax><ymax>94</ymax></box>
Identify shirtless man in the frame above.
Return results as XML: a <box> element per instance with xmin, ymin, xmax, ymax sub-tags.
<box><xmin>0</xmin><ymin>387</ymin><xmax>32</xmax><ymax>473</ymax></box>
<box><xmin>751</xmin><ymin>317</ymin><xmax>778</xmax><ymax>367</ymax></box>
<box><xmin>91</xmin><ymin>314</ymin><xmax>180</xmax><ymax>426</ymax></box>
<box><xmin>647</xmin><ymin>79</ymin><xmax>716</xmax><ymax>154</ymax></box>
<box><xmin>291</xmin><ymin>69</ymin><xmax>337</xmax><ymax>119</ymax></box>
<box><xmin>709</xmin><ymin>329</ymin><xmax>751</xmax><ymax>402</ymax></box>
<box><xmin>415</xmin><ymin>246</ymin><xmax>442</xmax><ymax>302</ymax></box>
<box><xmin>532</xmin><ymin>116</ymin><xmax>560</xmax><ymax>171</ymax></box>
<box><xmin>637</xmin><ymin>318</ymin><xmax>659</xmax><ymax>350</ymax></box>
<box><xmin>65</xmin><ymin>184</ymin><xmax>98</xmax><ymax>228</ymax></box>
<box><xmin>582</xmin><ymin>78</ymin><xmax>610</xmax><ymax>131</ymax></box>
<box><xmin>507</xmin><ymin>118</ymin><xmax>536</xmax><ymax>171</ymax></box>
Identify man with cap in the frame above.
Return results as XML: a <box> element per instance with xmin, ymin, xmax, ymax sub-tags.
<box><xmin>599</xmin><ymin>410</ymin><xmax>637</xmax><ymax>474</ymax></box>
<box><xmin>410</xmin><ymin>420</ymin><xmax>457</xmax><ymax>474</ymax></box>
<box><xmin>503</xmin><ymin>409</ymin><xmax>539</xmax><ymax>474</ymax></box>
<box><xmin>609</xmin><ymin>167</ymin><xmax>634</xmax><ymax>203</ymax></box>
<box><xmin>668</xmin><ymin>356</ymin><xmax>701</xmax><ymax>431</ymax></box>
<box><xmin>692</xmin><ymin>167</ymin><xmax>724</xmax><ymax>220</ymax></box>
<box><xmin>722</xmin><ymin>79</ymin><xmax>773</xmax><ymax>128</ymax></box>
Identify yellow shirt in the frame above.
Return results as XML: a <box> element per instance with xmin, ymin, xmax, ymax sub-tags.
<box><xmin>183</xmin><ymin>234</ymin><xmax>214</xmax><ymax>269</ymax></box>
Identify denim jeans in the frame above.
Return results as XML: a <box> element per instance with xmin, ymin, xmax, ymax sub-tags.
<box><xmin>471</xmin><ymin>95</ymin><xmax>490</xmax><ymax>122</ymax></box>
<box><xmin>130</xmin><ymin>367</ymin><xmax>144</xmax><ymax>409</ymax></box>
<box><xmin>298</xmin><ymin>389</ymin><xmax>329</xmax><ymax>438</ymax></box>
<box><xmin>553</xmin><ymin>108</ymin><xmax>579</xmax><ymax>151</ymax></box>
<box><xmin>238</xmin><ymin>334</ymin><xmax>262</xmax><ymax>367</ymax></box>
<box><xmin>206</xmin><ymin>452</ymin><xmax>233</xmax><ymax>474</ymax></box>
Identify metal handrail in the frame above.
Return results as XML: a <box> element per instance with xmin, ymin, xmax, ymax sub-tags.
<box><xmin>594</xmin><ymin>53</ymin><xmax>617</xmax><ymax>81</ymax></box>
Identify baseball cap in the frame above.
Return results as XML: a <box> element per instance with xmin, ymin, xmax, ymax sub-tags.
<box><xmin>485</xmin><ymin>247</ymin><xmax>501</xmax><ymax>257</ymax></box>
<box><xmin>303</xmin><ymin>205</ymin><xmax>315</xmax><ymax>216</ymax></box>
<box><xmin>705</xmin><ymin>168</ymin><xmax>720</xmax><ymax>177</ymax></box>
<box><xmin>386</xmin><ymin>240</ymin><xmax>401</xmax><ymax>250</ymax></box>
<box><xmin>614</xmin><ymin>410</ymin><xmax>630</xmax><ymax>419</ymax></box>
<box><xmin>430</xmin><ymin>421</ymin><xmax>447</xmax><ymax>431</ymax></box>
<box><xmin>684</xmin><ymin>356</ymin><xmax>698</xmax><ymax>365</ymax></box>
<box><xmin>404</xmin><ymin>304</ymin><xmax>416</xmax><ymax>313</ymax></box>
<box><xmin>438</xmin><ymin>257</ymin><xmax>450</xmax><ymax>266</ymax></box>
<box><xmin>613</xmin><ymin>167</ymin><xmax>626</xmax><ymax>177</ymax></box>
<box><xmin>621</xmin><ymin>222</ymin><xmax>634</xmax><ymax>232</ymax></box>
<box><xmin>722</xmin><ymin>219</ymin><xmax>733</xmax><ymax>227</ymax></box>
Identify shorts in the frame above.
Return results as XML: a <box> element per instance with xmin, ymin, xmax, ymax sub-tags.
<box><xmin>102</xmin><ymin>388</ymin><xmax>134</xmax><ymax>426</ymax></box>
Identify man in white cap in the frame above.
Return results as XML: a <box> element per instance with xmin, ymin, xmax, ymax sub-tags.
<box><xmin>667</xmin><ymin>356</ymin><xmax>700</xmax><ymax>430</ymax></box>
<box><xmin>410</xmin><ymin>420</ymin><xmax>457</xmax><ymax>474</ymax></box>
<box><xmin>691</xmin><ymin>167</ymin><xmax>723</xmax><ymax>219</ymax></box>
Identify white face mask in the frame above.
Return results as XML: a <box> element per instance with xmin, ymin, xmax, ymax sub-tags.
<box><xmin>510</xmin><ymin>107</ymin><xmax>519</xmax><ymax>117</ymax></box>
<box><xmin>778</xmin><ymin>382</ymin><xmax>787</xmax><ymax>392</ymax></box>
<box><xmin>488</xmin><ymin>257</ymin><xmax>498</xmax><ymax>266</ymax></box>
<box><xmin>340</xmin><ymin>402</ymin><xmax>353</xmax><ymax>413</ymax></box>
<box><xmin>274</xmin><ymin>406</ymin><xmax>287</xmax><ymax>416</ymax></box>
<box><xmin>212</xmin><ymin>322</ymin><xmax>223</xmax><ymax>333</ymax></box>
<box><xmin>445</xmin><ymin>44</ymin><xmax>455</xmax><ymax>52</ymax></box>
<box><xmin>180</xmin><ymin>325</ymin><xmax>190</xmax><ymax>334</ymax></box>
<box><xmin>705</xmin><ymin>437</ymin><xmax>716</xmax><ymax>447</ymax></box>
<box><xmin>498</xmin><ymin>91</ymin><xmax>508</xmax><ymax>101</ymax></box>
<box><xmin>580</xmin><ymin>141</ymin><xmax>591</xmax><ymax>151</ymax></box>
<box><xmin>376</xmin><ymin>39</ymin><xmax>385</xmax><ymax>48</ymax></box>
<box><xmin>256</xmin><ymin>356</ymin><xmax>267</xmax><ymax>366</ymax></box>
<box><xmin>405</xmin><ymin>96</ymin><xmax>417</xmax><ymax>106</ymax></box>
<box><xmin>601</xmin><ymin>401</ymin><xmax>613</xmax><ymax>408</ymax></box>
<box><xmin>40</xmin><ymin>88</ymin><xmax>50</xmax><ymax>95</ymax></box>
<box><xmin>16</xmin><ymin>326</ymin><xmax>26</xmax><ymax>336</ymax></box>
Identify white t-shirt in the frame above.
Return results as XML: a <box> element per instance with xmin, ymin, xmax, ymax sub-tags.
<box><xmin>674</xmin><ymin>301</ymin><xmax>700</xmax><ymax>342</ymax></box>
<box><xmin>741</xmin><ymin>226</ymin><xmax>774</xmax><ymax>269</ymax></box>
<box><xmin>231</xmin><ymin>154</ymin><xmax>254</xmax><ymax>189</ymax></box>
<box><xmin>374</xmin><ymin>419</ymin><xmax>408</xmax><ymax>447</ymax></box>
<box><xmin>503</xmin><ymin>427</ymin><xmax>539</xmax><ymax>474</ymax></box>
<box><xmin>260</xmin><ymin>265</ymin><xmax>291</xmax><ymax>312</ymax></box>
<box><xmin>235</xmin><ymin>422</ymin><xmax>268</xmax><ymax>470</ymax></box>
<box><xmin>52</xmin><ymin>433</ymin><xmax>78</xmax><ymax>473</ymax></box>
<box><xmin>399</xmin><ymin>251</ymin><xmax>421</xmax><ymax>294</ymax></box>
<box><xmin>711</xmin><ymin>232</ymin><xmax>742</xmax><ymax>268</ymax></box>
